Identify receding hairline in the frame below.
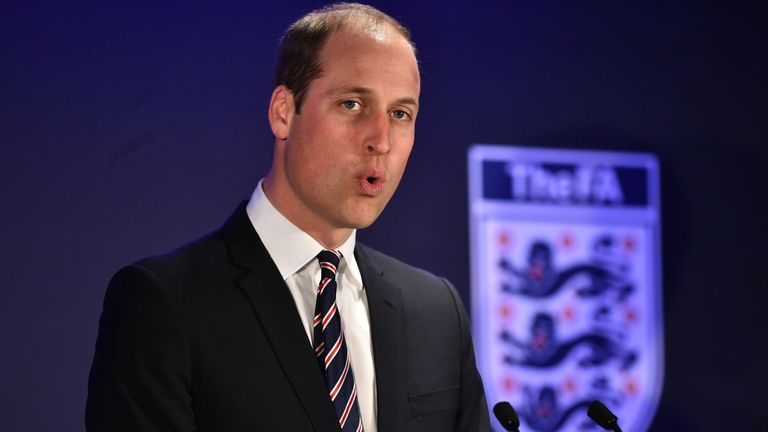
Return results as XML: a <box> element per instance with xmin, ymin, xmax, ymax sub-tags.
<box><xmin>285</xmin><ymin>3</ymin><xmax>416</xmax><ymax>53</ymax></box>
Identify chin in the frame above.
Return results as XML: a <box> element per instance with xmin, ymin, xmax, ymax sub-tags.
<box><xmin>343</xmin><ymin>217</ymin><xmax>378</xmax><ymax>230</ymax></box>
<box><xmin>339</xmin><ymin>210</ymin><xmax>384</xmax><ymax>230</ymax></box>
<box><xmin>333</xmin><ymin>201</ymin><xmax>389</xmax><ymax>230</ymax></box>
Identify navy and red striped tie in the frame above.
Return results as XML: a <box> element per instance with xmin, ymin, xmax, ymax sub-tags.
<box><xmin>313</xmin><ymin>250</ymin><xmax>364</xmax><ymax>432</ymax></box>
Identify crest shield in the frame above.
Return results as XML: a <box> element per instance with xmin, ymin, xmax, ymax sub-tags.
<box><xmin>469</xmin><ymin>145</ymin><xmax>663</xmax><ymax>432</ymax></box>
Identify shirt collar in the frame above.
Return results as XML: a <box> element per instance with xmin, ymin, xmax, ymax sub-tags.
<box><xmin>245</xmin><ymin>180</ymin><xmax>363</xmax><ymax>289</ymax></box>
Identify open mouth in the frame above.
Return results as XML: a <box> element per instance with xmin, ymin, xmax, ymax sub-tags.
<box><xmin>358</xmin><ymin>171</ymin><xmax>385</xmax><ymax>195</ymax></box>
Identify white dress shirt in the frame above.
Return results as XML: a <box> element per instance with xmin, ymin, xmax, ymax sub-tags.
<box><xmin>246</xmin><ymin>180</ymin><xmax>378</xmax><ymax>432</ymax></box>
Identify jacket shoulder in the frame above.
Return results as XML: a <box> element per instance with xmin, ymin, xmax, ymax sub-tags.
<box><xmin>133</xmin><ymin>229</ymin><xmax>228</xmax><ymax>279</ymax></box>
<box><xmin>354</xmin><ymin>243</ymin><xmax>464</xmax><ymax>313</ymax></box>
<box><xmin>127</xmin><ymin>203</ymin><xmax>254</xmax><ymax>286</ymax></box>
<box><xmin>355</xmin><ymin>243</ymin><xmax>447</xmax><ymax>286</ymax></box>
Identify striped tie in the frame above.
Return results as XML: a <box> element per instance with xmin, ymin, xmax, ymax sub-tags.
<box><xmin>312</xmin><ymin>250</ymin><xmax>364</xmax><ymax>432</ymax></box>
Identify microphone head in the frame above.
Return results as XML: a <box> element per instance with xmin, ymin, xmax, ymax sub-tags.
<box><xmin>588</xmin><ymin>400</ymin><xmax>619</xmax><ymax>430</ymax></box>
<box><xmin>493</xmin><ymin>401</ymin><xmax>520</xmax><ymax>431</ymax></box>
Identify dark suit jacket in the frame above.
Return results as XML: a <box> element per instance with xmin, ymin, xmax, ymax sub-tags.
<box><xmin>86</xmin><ymin>204</ymin><xmax>490</xmax><ymax>431</ymax></box>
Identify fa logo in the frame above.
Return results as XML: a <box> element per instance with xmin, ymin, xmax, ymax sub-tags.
<box><xmin>469</xmin><ymin>145</ymin><xmax>663</xmax><ymax>432</ymax></box>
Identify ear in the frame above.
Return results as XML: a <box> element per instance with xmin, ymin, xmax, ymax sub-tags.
<box><xmin>268</xmin><ymin>85</ymin><xmax>294</xmax><ymax>140</ymax></box>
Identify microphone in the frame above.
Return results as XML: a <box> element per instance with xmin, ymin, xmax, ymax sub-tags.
<box><xmin>587</xmin><ymin>400</ymin><xmax>623</xmax><ymax>432</ymax></box>
<box><xmin>493</xmin><ymin>401</ymin><xmax>520</xmax><ymax>431</ymax></box>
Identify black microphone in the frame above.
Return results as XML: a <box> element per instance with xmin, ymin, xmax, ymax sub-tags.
<box><xmin>493</xmin><ymin>401</ymin><xmax>520</xmax><ymax>431</ymax></box>
<box><xmin>587</xmin><ymin>400</ymin><xmax>622</xmax><ymax>432</ymax></box>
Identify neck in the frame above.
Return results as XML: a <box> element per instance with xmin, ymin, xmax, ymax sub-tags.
<box><xmin>262</xmin><ymin>172</ymin><xmax>353</xmax><ymax>250</ymax></box>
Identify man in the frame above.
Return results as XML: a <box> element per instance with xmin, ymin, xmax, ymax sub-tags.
<box><xmin>86</xmin><ymin>4</ymin><xmax>491</xmax><ymax>431</ymax></box>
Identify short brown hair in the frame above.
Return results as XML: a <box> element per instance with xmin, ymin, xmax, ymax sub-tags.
<box><xmin>274</xmin><ymin>3</ymin><xmax>415</xmax><ymax>114</ymax></box>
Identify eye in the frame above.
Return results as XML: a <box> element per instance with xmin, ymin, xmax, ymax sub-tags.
<box><xmin>391</xmin><ymin>110</ymin><xmax>410</xmax><ymax>120</ymax></box>
<box><xmin>341</xmin><ymin>100</ymin><xmax>361</xmax><ymax>110</ymax></box>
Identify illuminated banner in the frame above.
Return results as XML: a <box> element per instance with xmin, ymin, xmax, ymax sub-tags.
<box><xmin>469</xmin><ymin>145</ymin><xmax>663</xmax><ymax>432</ymax></box>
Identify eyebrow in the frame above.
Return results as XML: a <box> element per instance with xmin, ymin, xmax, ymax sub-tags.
<box><xmin>328</xmin><ymin>85</ymin><xmax>419</xmax><ymax>108</ymax></box>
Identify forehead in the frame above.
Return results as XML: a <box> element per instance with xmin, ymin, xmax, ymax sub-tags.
<box><xmin>315</xmin><ymin>26</ymin><xmax>420</xmax><ymax>93</ymax></box>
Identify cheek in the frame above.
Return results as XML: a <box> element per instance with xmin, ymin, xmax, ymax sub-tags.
<box><xmin>286</xmin><ymin>119</ymin><xmax>328</xmax><ymax>168</ymax></box>
<box><xmin>387</xmin><ymin>152</ymin><xmax>412</xmax><ymax>195</ymax></box>
<box><xmin>393</xmin><ymin>125</ymin><xmax>415</xmax><ymax>149</ymax></box>
<box><xmin>392</xmin><ymin>134</ymin><xmax>414</xmax><ymax>171</ymax></box>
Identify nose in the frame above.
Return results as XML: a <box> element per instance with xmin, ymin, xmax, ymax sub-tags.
<box><xmin>364</xmin><ymin>111</ymin><xmax>391</xmax><ymax>155</ymax></box>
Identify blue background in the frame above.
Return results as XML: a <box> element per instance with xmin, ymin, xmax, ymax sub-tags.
<box><xmin>1</xmin><ymin>1</ymin><xmax>766</xmax><ymax>430</ymax></box>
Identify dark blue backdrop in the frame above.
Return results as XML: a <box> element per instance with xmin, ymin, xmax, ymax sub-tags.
<box><xmin>2</xmin><ymin>1</ymin><xmax>766</xmax><ymax>430</ymax></box>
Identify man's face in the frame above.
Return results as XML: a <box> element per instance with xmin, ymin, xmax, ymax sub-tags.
<box><xmin>281</xmin><ymin>26</ymin><xmax>420</xmax><ymax>232</ymax></box>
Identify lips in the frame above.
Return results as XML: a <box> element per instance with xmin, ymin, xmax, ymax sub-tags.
<box><xmin>356</xmin><ymin>168</ymin><xmax>385</xmax><ymax>196</ymax></box>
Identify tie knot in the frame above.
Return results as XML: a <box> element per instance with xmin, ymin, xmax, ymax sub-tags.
<box><xmin>317</xmin><ymin>249</ymin><xmax>342</xmax><ymax>275</ymax></box>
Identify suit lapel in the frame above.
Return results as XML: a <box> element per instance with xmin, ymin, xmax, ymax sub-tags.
<box><xmin>356</xmin><ymin>244</ymin><xmax>409</xmax><ymax>430</ymax></box>
<box><xmin>222</xmin><ymin>204</ymin><xmax>340</xmax><ymax>431</ymax></box>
